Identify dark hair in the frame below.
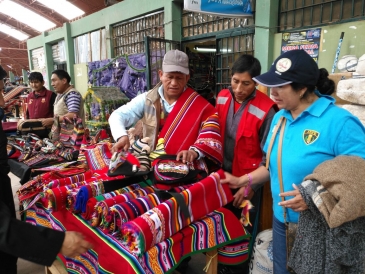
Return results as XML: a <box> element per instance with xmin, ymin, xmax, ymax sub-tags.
<box><xmin>28</xmin><ymin>71</ymin><xmax>44</xmax><ymax>82</ymax></box>
<box><xmin>0</xmin><ymin>65</ymin><xmax>7</xmax><ymax>81</ymax></box>
<box><xmin>231</xmin><ymin>54</ymin><xmax>261</xmax><ymax>78</ymax></box>
<box><xmin>51</xmin><ymin>69</ymin><xmax>71</xmax><ymax>83</ymax></box>
<box><xmin>291</xmin><ymin>68</ymin><xmax>335</xmax><ymax>98</ymax></box>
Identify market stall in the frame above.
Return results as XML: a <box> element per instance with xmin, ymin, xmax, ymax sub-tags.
<box><xmin>19</xmin><ymin>164</ymin><xmax>250</xmax><ymax>273</ymax></box>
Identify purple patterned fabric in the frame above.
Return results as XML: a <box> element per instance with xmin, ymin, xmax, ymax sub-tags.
<box><xmin>88</xmin><ymin>53</ymin><xmax>147</xmax><ymax>99</ymax></box>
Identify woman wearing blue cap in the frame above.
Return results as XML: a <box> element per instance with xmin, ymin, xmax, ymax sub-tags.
<box><xmin>220</xmin><ymin>50</ymin><xmax>365</xmax><ymax>273</ymax></box>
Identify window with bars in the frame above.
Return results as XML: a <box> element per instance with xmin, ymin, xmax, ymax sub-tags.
<box><xmin>145</xmin><ymin>37</ymin><xmax>180</xmax><ymax>88</ymax></box>
<box><xmin>113</xmin><ymin>11</ymin><xmax>164</xmax><ymax>56</ymax></box>
<box><xmin>74</xmin><ymin>29</ymin><xmax>107</xmax><ymax>63</ymax></box>
<box><xmin>280</xmin><ymin>0</ymin><xmax>365</xmax><ymax>31</ymax></box>
<box><xmin>182</xmin><ymin>11</ymin><xmax>253</xmax><ymax>37</ymax></box>
<box><xmin>215</xmin><ymin>34</ymin><xmax>255</xmax><ymax>93</ymax></box>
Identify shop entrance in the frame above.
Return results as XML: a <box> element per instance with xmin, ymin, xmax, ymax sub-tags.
<box><xmin>184</xmin><ymin>39</ymin><xmax>216</xmax><ymax>101</ymax></box>
<box><xmin>183</xmin><ymin>31</ymin><xmax>255</xmax><ymax>101</ymax></box>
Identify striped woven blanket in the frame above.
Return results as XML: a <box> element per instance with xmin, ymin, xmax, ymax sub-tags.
<box><xmin>26</xmin><ymin>203</ymin><xmax>248</xmax><ymax>274</ymax></box>
<box><xmin>120</xmin><ymin>169</ymin><xmax>232</xmax><ymax>256</ymax></box>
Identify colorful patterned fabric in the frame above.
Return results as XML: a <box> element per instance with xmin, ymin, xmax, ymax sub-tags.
<box><xmin>217</xmin><ymin>239</ymin><xmax>250</xmax><ymax>265</ymax></box>
<box><xmin>17</xmin><ymin>168</ymin><xmax>91</xmax><ymax>210</ymax></box>
<box><xmin>91</xmin><ymin>185</ymin><xmax>155</xmax><ymax>228</ymax></box>
<box><xmin>158</xmin><ymin>88</ymin><xmax>223</xmax><ymax>165</ymax></box>
<box><xmin>87</xmin><ymin>181</ymin><xmax>152</xmax><ymax>221</ymax></box>
<box><xmin>25</xmin><ymin>203</ymin><xmax>247</xmax><ymax>274</ymax></box>
<box><xmin>120</xmin><ymin>169</ymin><xmax>232</xmax><ymax>255</ymax></box>
<box><xmin>3</xmin><ymin>86</ymin><xmax>27</xmax><ymax>101</ymax></box>
<box><xmin>46</xmin><ymin>181</ymin><xmax>91</xmax><ymax>211</ymax></box>
<box><xmin>142</xmin><ymin>208</ymin><xmax>249</xmax><ymax>273</ymax></box>
<box><xmin>72</xmin><ymin>181</ymin><xmax>105</xmax><ymax>213</ymax></box>
<box><xmin>83</xmin><ymin>142</ymin><xmax>113</xmax><ymax>171</ymax></box>
<box><xmin>83</xmin><ymin>185</ymin><xmax>140</xmax><ymax>220</ymax></box>
<box><xmin>108</xmin><ymin>193</ymin><xmax>161</xmax><ymax>234</ymax></box>
<box><xmin>44</xmin><ymin>170</ymin><xmax>94</xmax><ymax>190</ymax></box>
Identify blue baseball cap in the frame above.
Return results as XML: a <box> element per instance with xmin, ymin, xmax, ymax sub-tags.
<box><xmin>253</xmin><ymin>50</ymin><xmax>319</xmax><ymax>88</ymax></box>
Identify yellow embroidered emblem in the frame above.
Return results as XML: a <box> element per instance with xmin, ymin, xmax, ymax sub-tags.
<box><xmin>303</xmin><ymin>129</ymin><xmax>319</xmax><ymax>145</ymax></box>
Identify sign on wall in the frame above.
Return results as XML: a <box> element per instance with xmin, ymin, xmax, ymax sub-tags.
<box><xmin>184</xmin><ymin>0</ymin><xmax>253</xmax><ymax>17</ymax></box>
<box><xmin>281</xmin><ymin>28</ymin><xmax>321</xmax><ymax>63</ymax></box>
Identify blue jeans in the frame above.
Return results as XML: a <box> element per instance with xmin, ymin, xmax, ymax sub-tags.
<box><xmin>273</xmin><ymin>216</ymin><xmax>291</xmax><ymax>274</ymax></box>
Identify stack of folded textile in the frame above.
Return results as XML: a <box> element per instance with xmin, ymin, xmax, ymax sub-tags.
<box><xmin>120</xmin><ymin>169</ymin><xmax>232</xmax><ymax>256</ymax></box>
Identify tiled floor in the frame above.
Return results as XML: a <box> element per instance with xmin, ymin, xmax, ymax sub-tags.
<box><xmin>10</xmin><ymin>172</ymin><xmax>206</xmax><ymax>274</ymax></box>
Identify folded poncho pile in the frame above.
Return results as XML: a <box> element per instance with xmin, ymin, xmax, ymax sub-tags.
<box><xmin>120</xmin><ymin>169</ymin><xmax>232</xmax><ymax>256</ymax></box>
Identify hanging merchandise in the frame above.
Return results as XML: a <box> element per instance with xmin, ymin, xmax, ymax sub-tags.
<box><xmin>83</xmin><ymin>86</ymin><xmax>129</xmax><ymax>135</ymax></box>
<box><xmin>87</xmin><ymin>53</ymin><xmax>147</xmax><ymax>99</ymax></box>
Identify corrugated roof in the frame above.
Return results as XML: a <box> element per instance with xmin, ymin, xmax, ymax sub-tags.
<box><xmin>0</xmin><ymin>0</ymin><xmax>117</xmax><ymax>76</ymax></box>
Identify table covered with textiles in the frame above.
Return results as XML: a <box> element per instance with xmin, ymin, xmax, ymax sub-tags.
<box><xmin>19</xmin><ymin>165</ymin><xmax>250</xmax><ymax>274</ymax></box>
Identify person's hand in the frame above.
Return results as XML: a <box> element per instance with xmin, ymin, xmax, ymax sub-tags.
<box><xmin>244</xmin><ymin>186</ymin><xmax>255</xmax><ymax>200</ymax></box>
<box><xmin>279</xmin><ymin>184</ymin><xmax>308</xmax><ymax>212</ymax></box>
<box><xmin>41</xmin><ymin>118</ymin><xmax>54</xmax><ymax>128</ymax></box>
<box><xmin>232</xmin><ymin>187</ymin><xmax>246</xmax><ymax>207</ymax></box>
<box><xmin>232</xmin><ymin>186</ymin><xmax>255</xmax><ymax>207</ymax></box>
<box><xmin>60</xmin><ymin>231</ymin><xmax>93</xmax><ymax>258</ymax></box>
<box><xmin>176</xmin><ymin>149</ymin><xmax>198</xmax><ymax>163</ymax></box>
<box><xmin>220</xmin><ymin>172</ymin><xmax>246</xmax><ymax>189</ymax></box>
<box><xmin>112</xmin><ymin>135</ymin><xmax>130</xmax><ymax>153</ymax></box>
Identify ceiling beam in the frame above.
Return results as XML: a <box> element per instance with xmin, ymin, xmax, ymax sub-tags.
<box><xmin>0</xmin><ymin>57</ymin><xmax>28</xmax><ymax>59</ymax></box>
<box><xmin>12</xmin><ymin>0</ymin><xmax>65</xmax><ymax>28</ymax></box>
<box><xmin>0</xmin><ymin>52</ymin><xmax>27</xmax><ymax>68</ymax></box>
<box><xmin>0</xmin><ymin>47</ymin><xmax>27</xmax><ymax>51</ymax></box>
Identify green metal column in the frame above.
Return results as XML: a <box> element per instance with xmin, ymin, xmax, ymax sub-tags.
<box><xmin>44</xmin><ymin>41</ymin><xmax>54</xmax><ymax>90</ymax></box>
<box><xmin>63</xmin><ymin>23</ymin><xmax>75</xmax><ymax>85</ymax></box>
<box><xmin>164</xmin><ymin>0</ymin><xmax>182</xmax><ymax>41</ymax></box>
<box><xmin>27</xmin><ymin>49</ymin><xmax>33</xmax><ymax>71</ymax></box>
<box><xmin>255</xmin><ymin>0</ymin><xmax>280</xmax><ymax>72</ymax></box>
<box><xmin>106</xmin><ymin>25</ymin><xmax>113</xmax><ymax>59</ymax></box>
<box><xmin>22</xmin><ymin>69</ymin><xmax>29</xmax><ymax>85</ymax></box>
<box><xmin>9</xmin><ymin>71</ymin><xmax>15</xmax><ymax>82</ymax></box>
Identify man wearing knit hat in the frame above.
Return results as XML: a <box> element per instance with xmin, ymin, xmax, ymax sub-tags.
<box><xmin>109</xmin><ymin>49</ymin><xmax>223</xmax><ymax>170</ymax></box>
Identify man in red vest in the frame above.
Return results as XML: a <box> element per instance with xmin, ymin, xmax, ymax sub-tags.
<box><xmin>26</xmin><ymin>72</ymin><xmax>56</xmax><ymax>119</ymax></box>
<box><xmin>216</xmin><ymin>55</ymin><xmax>277</xmax><ymax>274</ymax></box>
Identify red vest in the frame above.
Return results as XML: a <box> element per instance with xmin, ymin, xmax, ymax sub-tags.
<box><xmin>27</xmin><ymin>88</ymin><xmax>54</xmax><ymax>119</ymax></box>
<box><xmin>216</xmin><ymin>89</ymin><xmax>276</xmax><ymax>177</ymax></box>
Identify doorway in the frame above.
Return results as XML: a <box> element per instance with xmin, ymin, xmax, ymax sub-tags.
<box><xmin>184</xmin><ymin>39</ymin><xmax>216</xmax><ymax>102</ymax></box>
<box><xmin>183</xmin><ymin>32</ymin><xmax>255</xmax><ymax>100</ymax></box>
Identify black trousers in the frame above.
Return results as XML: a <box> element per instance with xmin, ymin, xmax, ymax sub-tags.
<box><xmin>0</xmin><ymin>169</ymin><xmax>18</xmax><ymax>274</ymax></box>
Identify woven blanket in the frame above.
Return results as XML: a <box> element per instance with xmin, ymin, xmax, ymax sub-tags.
<box><xmin>142</xmin><ymin>208</ymin><xmax>249</xmax><ymax>273</ymax></box>
<box><xmin>91</xmin><ymin>185</ymin><xmax>155</xmax><ymax>228</ymax></box>
<box><xmin>26</xmin><ymin>203</ymin><xmax>247</xmax><ymax>274</ymax></box>
<box><xmin>3</xmin><ymin>86</ymin><xmax>28</xmax><ymax>102</ymax></box>
<box><xmin>46</xmin><ymin>181</ymin><xmax>92</xmax><ymax>211</ymax></box>
<box><xmin>18</xmin><ymin>169</ymin><xmax>93</xmax><ymax>210</ymax></box>
<box><xmin>45</xmin><ymin>170</ymin><xmax>94</xmax><ymax>190</ymax></box>
<box><xmin>83</xmin><ymin>182</ymin><xmax>148</xmax><ymax>220</ymax></box>
<box><xmin>89</xmin><ymin>180</ymin><xmax>151</xmax><ymax>226</ymax></box>
<box><xmin>84</xmin><ymin>182</ymin><xmax>193</xmax><ymax>221</ymax></box>
<box><xmin>121</xmin><ymin>169</ymin><xmax>232</xmax><ymax>256</ymax></box>
<box><xmin>83</xmin><ymin>142</ymin><xmax>113</xmax><ymax>171</ymax></box>
<box><xmin>69</xmin><ymin>181</ymin><xmax>105</xmax><ymax>213</ymax></box>
<box><xmin>108</xmin><ymin>193</ymin><xmax>161</xmax><ymax>234</ymax></box>
<box><xmin>108</xmin><ymin>184</ymin><xmax>195</xmax><ymax>236</ymax></box>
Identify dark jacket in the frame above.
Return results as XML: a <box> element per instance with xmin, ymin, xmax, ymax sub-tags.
<box><xmin>0</xmin><ymin>124</ymin><xmax>65</xmax><ymax>267</ymax></box>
